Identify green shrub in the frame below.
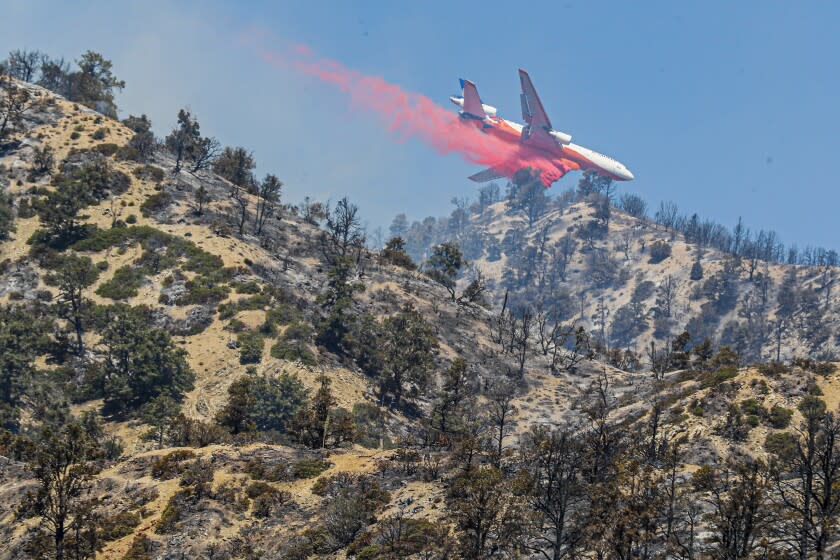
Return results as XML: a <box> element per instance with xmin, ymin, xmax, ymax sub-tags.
<box><xmin>765</xmin><ymin>431</ymin><xmax>798</xmax><ymax>459</ymax></box>
<box><xmin>218</xmin><ymin>293</ymin><xmax>271</xmax><ymax>320</ymax></box>
<box><xmin>740</xmin><ymin>398</ymin><xmax>764</xmax><ymax>417</ymax></box>
<box><xmin>238</xmin><ymin>331</ymin><xmax>264</xmax><ymax>364</ymax></box>
<box><xmin>92</xmin><ymin>143</ymin><xmax>119</xmax><ymax>156</ymax></box>
<box><xmin>246</xmin><ymin>481</ymin><xmax>275</xmax><ymax>499</ymax></box>
<box><xmin>698</xmin><ymin>368</ymin><xmax>738</xmax><ymax>389</ymax></box>
<box><xmin>648</xmin><ymin>240</ymin><xmax>672</xmax><ymax>264</ymax></box>
<box><xmin>793</xmin><ymin>357</ymin><xmax>837</xmax><ymax>376</ymax></box>
<box><xmin>98</xmin><ymin>510</ymin><xmax>141</xmax><ymax>541</ymax></box>
<box><xmin>155</xmin><ymin>495</ymin><xmax>182</xmax><ymax>534</ymax></box>
<box><xmin>96</xmin><ymin>265</ymin><xmax>146</xmax><ymax>299</ymax></box>
<box><xmin>140</xmin><ymin>191</ymin><xmax>173</xmax><ymax>217</ymax></box>
<box><xmin>70</xmin><ymin>131</ymin><xmax>81</xmax><ymax>140</ymax></box>
<box><xmin>292</xmin><ymin>458</ymin><xmax>331</xmax><ymax>479</ymax></box>
<box><xmin>71</xmin><ymin>225</ymin><xmax>230</xmax><ymax>304</ymax></box>
<box><xmin>91</xmin><ymin>128</ymin><xmax>108</xmax><ymax>140</ymax></box>
<box><xmin>261</xmin><ymin>303</ymin><xmax>302</xmax><ymax>334</ymax></box>
<box><xmin>252</xmin><ymin>487</ymin><xmax>291</xmax><ymax>518</ymax></box>
<box><xmin>270</xmin><ymin>339</ymin><xmax>317</xmax><ymax>366</ymax></box>
<box><xmin>757</xmin><ymin>361</ymin><xmax>790</xmax><ymax>376</ymax></box>
<box><xmin>177</xmin><ymin>277</ymin><xmax>229</xmax><ymax>305</ymax></box>
<box><xmin>150</xmin><ymin>450</ymin><xmax>196</xmax><ymax>480</ymax></box>
<box><xmin>133</xmin><ymin>165</ymin><xmax>165</xmax><ymax>183</ymax></box>
<box><xmin>765</xmin><ymin>405</ymin><xmax>793</xmax><ymax>429</ymax></box>
<box><xmin>270</xmin><ymin>320</ymin><xmax>316</xmax><ymax>365</ymax></box>
<box><xmin>232</xmin><ymin>280</ymin><xmax>262</xmax><ymax>294</ymax></box>
<box><xmin>126</xmin><ymin>214</ymin><xmax>137</xmax><ymax>224</ymax></box>
<box><xmin>244</xmin><ymin>458</ymin><xmax>289</xmax><ymax>482</ymax></box>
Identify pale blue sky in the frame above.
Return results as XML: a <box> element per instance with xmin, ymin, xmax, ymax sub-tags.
<box><xmin>3</xmin><ymin>1</ymin><xmax>839</xmax><ymax>249</ymax></box>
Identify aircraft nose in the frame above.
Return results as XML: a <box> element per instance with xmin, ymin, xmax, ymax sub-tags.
<box><xmin>624</xmin><ymin>168</ymin><xmax>635</xmax><ymax>181</ymax></box>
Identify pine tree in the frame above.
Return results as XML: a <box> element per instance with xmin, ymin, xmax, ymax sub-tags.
<box><xmin>99</xmin><ymin>305</ymin><xmax>194</xmax><ymax>416</ymax></box>
<box><xmin>690</xmin><ymin>256</ymin><xmax>704</xmax><ymax>281</ymax></box>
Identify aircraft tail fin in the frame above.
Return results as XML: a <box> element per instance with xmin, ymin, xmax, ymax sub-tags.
<box><xmin>468</xmin><ymin>167</ymin><xmax>505</xmax><ymax>183</ymax></box>
<box><xmin>460</xmin><ymin>79</ymin><xmax>487</xmax><ymax>118</ymax></box>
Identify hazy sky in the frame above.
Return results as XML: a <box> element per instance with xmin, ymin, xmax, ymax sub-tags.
<box><xmin>3</xmin><ymin>1</ymin><xmax>839</xmax><ymax>249</ymax></box>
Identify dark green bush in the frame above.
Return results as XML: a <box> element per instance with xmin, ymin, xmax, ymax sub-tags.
<box><xmin>765</xmin><ymin>431</ymin><xmax>798</xmax><ymax>459</ymax></box>
<box><xmin>648</xmin><ymin>240</ymin><xmax>672</xmax><ymax>264</ymax></box>
<box><xmin>766</xmin><ymin>405</ymin><xmax>793</xmax><ymax>429</ymax></box>
<box><xmin>98</xmin><ymin>510</ymin><xmax>141</xmax><ymax>541</ymax></box>
<box><xmin>155</xmin><ymin>494</ymin><xmax>184</xmax><ymax>534</ymax></box>
<box><xmin>261</xmin><ymin>303</ymin><xmax>302</xmax><ymax>334</ymax></box>
<box><xmin>96</xmin><ymin>265</ymin><xmax>145</xmax><ymax>300</ymax></box>
<box><xmin>757</xmin><ymin>361</ymin><xmax>790</xmax><ymax>376</ymax></box>
<box><xmin>116</xmin><ymin>145</ymin><xmax>141</xmax><ymax>161</ymax></box>
<box><xmin>176</xmin><ymin>276</ymin><xmax>229</xmax><ymax>305</ymax></box>
<box><xmin>740</xmin><ymin>398</ymin><xmax>764</xmax><ymax>417</ymax></box>
<box><xmin>793</xmin><ymin>357</ymin><xmax>837</xmax><ymax>376</ymax></box>
<box><xmin>218</xmin><ymin>293</ymin><xmax>271</xmax><ymax>320</ymax></box>
<box><xmin>92</xmin><ymin>143</ymin><xmax>119</xmax><ymax>157</ymax></box>
<box><xmin>246</xmin><ymin>481</ymin><xmax>275</xmax><ymax>499</ymax></box>
<box><xmin>244</xmin><ymin>458</ymin><xmax>289</xmax><ymax>482</ymax></box>
<box><xmin>698</xmin><ymin>368</ymin><xmax>738</xmax><ymax>389</ymax></box>
<box><xmin>270</xmin><ymin>339</ymin><xmax>317</xmax><ymax>366</ymax></box>
<box><xmin>150</xmin><ymin>450</ymin><xmax>196</xmax><ymax>480</ymax></box>
<box><xmin>292</xmin><ymin>458</ymin><xmax>331</xmax><ymax>479</ymax></box>
<box><xmin>252</xmin><ymin>487</ymin><xmax>291</xmax><ymax>518</ymax></box>
<box><xmin>140</xmin><ymin>191</ymin><xmax>173</xmax><ymax>217</ymax></box>
<box><xmin>238</xmin><ymin>331</ymin><xmax>264</xmax><ymax>364</ymax></box>
<box><xmin>133</xmin><ymin>165</ymin><xmax>165</xmax><ymax>183</ymax></box>
<box><xmin>232</xmin><ymin>280</ymin><xmax>262</xmax><ymax>294</ymax></box>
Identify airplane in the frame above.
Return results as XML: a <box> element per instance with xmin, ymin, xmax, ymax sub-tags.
<box><xmin>449</xmin><ymin>69</ymin><xmax>634</xmax><ymax>186</ymax></box>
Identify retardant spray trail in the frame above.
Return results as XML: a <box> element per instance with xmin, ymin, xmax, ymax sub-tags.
<box><xmin>258</xmin><ymin>45</ymin><xmax>564</xmax><ymax>186</ymax></box>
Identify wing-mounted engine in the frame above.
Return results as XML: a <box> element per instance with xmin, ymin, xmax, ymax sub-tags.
<box><xmin>549</xmin><ymin>130</ymin><xmax>572</xmax><ymax>144</ymax></box>
<box><xmin>450</xmin><ymin>96</ymin><xmax>497</xmax><ymax>117</ymax></box>
<box><xmin>522</xmin><ymin>124</ymin><xmax>572</xmax><ymax>147</ymax></box>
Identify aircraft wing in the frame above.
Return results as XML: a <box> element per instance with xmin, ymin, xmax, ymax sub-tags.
<box><xmin>468</xmin><ymin>167</ymin><xmax>506</xmax><ymax>183</ymax></box>
<box><xmin>518</xmin><ymin>69</ymin><xmax>557</xmax><ymax>150</ymax></box>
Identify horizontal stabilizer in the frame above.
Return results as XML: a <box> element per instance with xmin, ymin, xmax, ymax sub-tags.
<box><xmin>468</xmin><ymin>167</ymin><xmax>505</xmax><ymax>183</ymax></box>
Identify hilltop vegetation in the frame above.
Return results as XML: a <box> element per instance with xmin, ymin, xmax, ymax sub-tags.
<box><xmin>1</xmin><ymin>48</ymin><xmax>840</xmax><ymax>560</ymax></box>
<box><xmin>390</xmin><ymin>169</ymin><xmax>838</xmax><ymax>365</ymax></box>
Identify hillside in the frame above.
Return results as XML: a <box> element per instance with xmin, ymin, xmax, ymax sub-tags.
<box><xmin>395</xmin><ymin>181</ymin><xmax>839</xmax><ymax>364</ymax></box>
<box><xmin>2</xmin><ymin>62</ymin><xmax>840</xmax><ymax>560</ymax></box>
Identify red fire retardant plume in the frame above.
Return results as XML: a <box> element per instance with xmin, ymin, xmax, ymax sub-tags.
<box><xmin>260</xmin><ymin>45</ymin><xmax>564</xmax><ymax>187</ymax></box>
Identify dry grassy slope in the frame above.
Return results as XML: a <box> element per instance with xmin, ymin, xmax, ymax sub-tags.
<box><xmin>0</xmin><ymin>82</ymin><xmax>499</xmax><ymax>557</ymax></box>
<box><xmin>4</xmin><ymin>79</ymin><xmax>835</xmax><ymax>558</ymax></box>
<box><xmin>91</xmin><ymin>444</ymin><xmax>399</xmax><ymax>559</ymax></box>
<box><xmin>459</xmin><ymin>195</ymin><xmax>839</xmax><ymax>361</ymax></box>
<box><xmin>620</xmin><ymin>362</ymin><xmax>840</xmax><ymax>468</ymax></box>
